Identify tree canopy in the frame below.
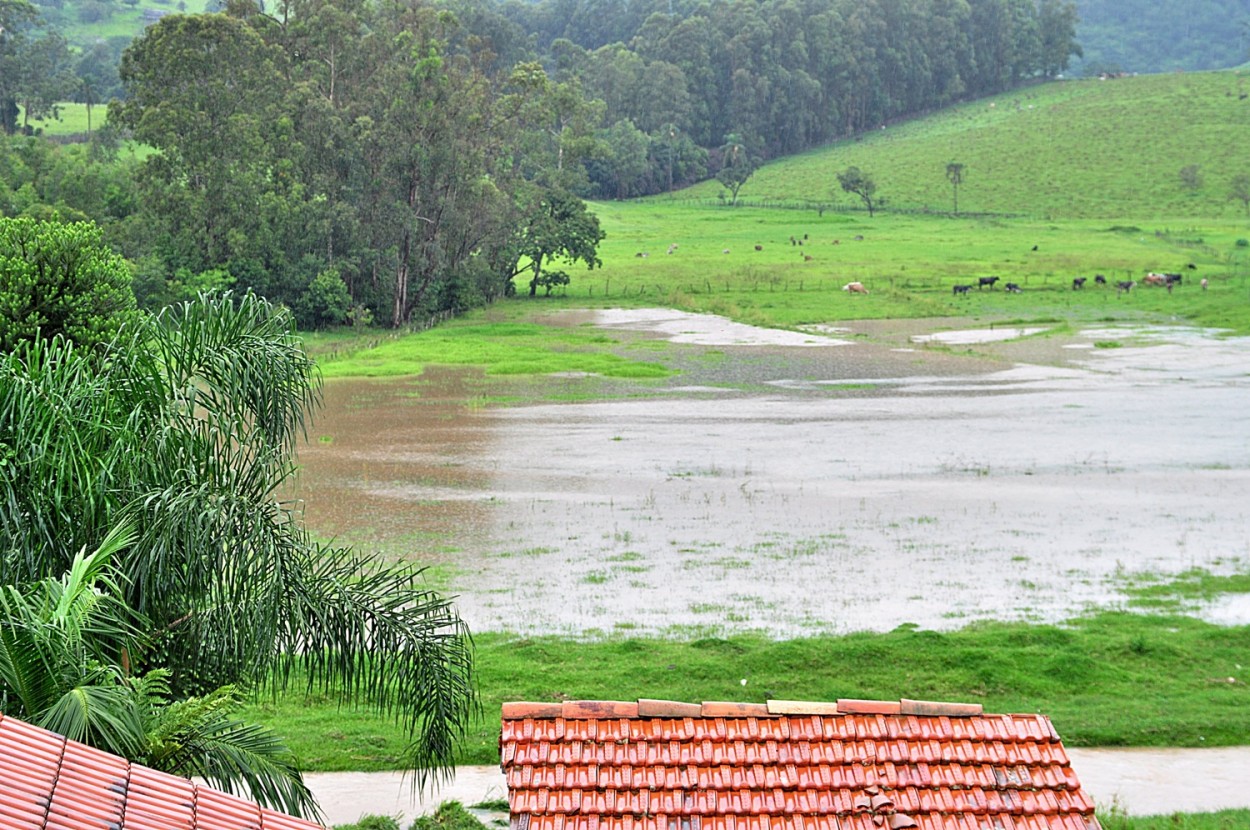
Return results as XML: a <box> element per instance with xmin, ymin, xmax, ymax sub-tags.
<box><xmin>0</xmin><ymin>215</ymin><xmax>138</xmax><ymax>350</ymax></box>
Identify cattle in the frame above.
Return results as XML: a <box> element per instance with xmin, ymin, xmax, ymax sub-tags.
<box><xmin>667</xmin><ymin>244</ymin><xmax>679</xmax><ymax>254</ymax></box>
<box><xmin>978</xmin><ymin>276</ymin><xmax>1000</xmax><ymax>290</ymax></box>
<box><xmin>803</xmin><ymin>255</ymin><xmax>814</xmax><ymax>262</ymax></box>
<box><xmin>1201</xmin><ymin>278</ymin><xmax>1209</xmax><ymax>291</ymax></box>
<box><xmin>1142</xmin><ymin>273</ymin><xmax>1168</xmax><ymax>287</ymax></box>
<box><xmin>1094</xmin><ymin>274</ymin><xmax>1107</xmax><ymax>285</ymax></box>
<box><xmin>1072</xmin><ymin>277</ymin><xmax>1087</xmax><ymax>290</ymax></box>
<box><xmin>754</xmin><ymin>244</ymin><xmax>763</xmax><ymax>251</ymax></box>
<box><xmin>842</xmin><ymin>281</ymin><xmax>869</xmax><ymax>294</ymax></box>
<box><xmin>953</xmin><ymin>284</ymin><xmax>973</xmax><ymax>296</ymax></box>
<box><xmin>635</xmin><ymin>252</ymin><xmax>649</xmax><ymax>258</ymax></box>
<box><xmin>722</xmin><ymin>249</ymin><xmax>730</xmax><ymax>254</ymax></box>
<box><xmin>1116</xmin><ymin>280</ymin><xmax>1135</xmax><ymax>294</ymax></box>
<box><xmin>1004</xmin><ymin>282</ymin><xmax>1023</xmax><ymax>293</ymax></box>
<box><xmin>1165</xmin><ymin>273</ymin><xmax>1183</xmax><ymax>285</ymax></box>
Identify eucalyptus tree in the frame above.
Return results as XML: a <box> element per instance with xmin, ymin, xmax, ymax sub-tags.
<box><xmin>0</xmin><ymin>293</ymin><xmax>476</xmax><ymax>789</ymax></box>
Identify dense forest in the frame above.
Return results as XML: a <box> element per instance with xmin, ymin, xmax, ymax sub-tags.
<box><xmin>1072</xmin><ymin>0</ymin><xmax>1250</xmax><ymax>75</ymax></box>
<box><xmin>3</xmin><ymin>0</ymin><xmax>1082</xmax><ymax>328</ymax></box>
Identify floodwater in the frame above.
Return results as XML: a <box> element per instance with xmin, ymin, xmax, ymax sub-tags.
<box><xmin>292</xmin><ymin>311</ymin><xmax>1250</xmax><ymax>637</ymax></box>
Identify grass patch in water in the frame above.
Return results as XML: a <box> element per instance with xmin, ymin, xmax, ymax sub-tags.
<box><xmin>312</xmin><ymin>318</ymin><xmax>673</xmax><ymax>380</ymax></box>
<box><xmin>239</xmin><ymin>612</ymin><xmax>1250</xmax><ymax>771</ymax></box>
<box><xmin>1123</xmin><ymin>568</ymin><xmax>1250</xmax><ymax>611</ymax></box>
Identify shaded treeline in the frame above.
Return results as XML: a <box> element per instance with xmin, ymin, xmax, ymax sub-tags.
<box><xmin>502</xmin><ymin>0</ymin><xmax>1081</xmax><ymax>195</ymax></box>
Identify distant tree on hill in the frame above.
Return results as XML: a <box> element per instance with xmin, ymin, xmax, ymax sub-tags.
<box><xmin>837</xmin><ymin>167</ymin><xmax>880</xmax><ymax>217</ymax></box>
<box><xmin>945</xmin><ymin>162</ymin><xmax>966</xmax><ymax>215</ymax></box>
<box><xmin>1179</xmin><ymin>164</ymin><xmax>1203</xmax><ymax>192</ymax></box>
<box><xmin>1230</xmin><ymin>174</ymin><xmax>1250</xmax><ymax>216</ymax></box>
<box><xmin>715</xmin><ymin>133</ymin><xmax>755</xmax><ymax>206</ymax></box>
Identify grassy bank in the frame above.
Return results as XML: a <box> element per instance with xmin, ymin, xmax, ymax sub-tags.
<box><xmin>240</xmin><ymin>612</ymin><xmax>1250</xmax><ymax>771</ymax></box>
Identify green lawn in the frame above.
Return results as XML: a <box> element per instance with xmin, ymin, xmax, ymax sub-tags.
<box><xmin>240</xmin><ymin>612</ymin><xmax>1250</xmax><ymax>771</ymax></box>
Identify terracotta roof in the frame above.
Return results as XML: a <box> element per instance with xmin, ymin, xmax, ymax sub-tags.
<box><xmin>0</xmin><ymin>712</ymin><xmax>324</xmax><ymax>829</ymax></box>
<box><xmin>500</xmin><ymin>699</ymin><xmax>1101</xmax><ymax>830</ymax></box>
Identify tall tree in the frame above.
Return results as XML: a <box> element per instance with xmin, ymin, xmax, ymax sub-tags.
<box><xmin>946</xmin><ymin>161</ymin><xmax>966</xmax><ymax>215</ymax></box>
<box><xmin>0</xmin><ymin>0</ymin><xmax>38</xmax><ymax>134</ymax></box>
<box><xmin>715</xmin><ymin>131</ymin><xmax>755</xmax><ymax>205</ymax></box>
<box><xmin>837</xmin><ymin>165</ymin><xmax>880</xmax><ymax>216</ymax></box>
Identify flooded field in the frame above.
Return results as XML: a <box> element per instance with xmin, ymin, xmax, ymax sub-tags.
<box><xmin>293</xmin><ymin>312</ymin><xmax>1250</xmax><ymax>637</ymax></box>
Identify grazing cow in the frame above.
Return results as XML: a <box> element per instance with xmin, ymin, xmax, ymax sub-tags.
<box><xmin>842</xmin><ymin>281</ymin><xmax>869</xmax><ymax>294</ymax></box>
<box><xmin>1004</xmin><ymin>282</ymin><xmax>1023</xmax><ymax>293</ymax></box>
<box><xmin>667</xmin><ymin>244</ymin><xmax>679</xmax><ymax>255</ymax></box>
<box><xmin>953</xmin><ymin>284</ymin><xmax>973</xmax><ymax>296</ymax></box>
<box><xmin>722</xmin><ymin>249</ymin><xmax>730</xmax><ymax>254</ymax></box>
<box><xmin>1164</xmin><ymin>273</ymin><xmax>1183</xmax><ymax>285</ymax></box>
<box><xmin>754</xmin><ymin>244</ymin><xmax>763</xmax><ymax>251</ymax></box>
<box><xmin>1186</xmin><ymin>263</ymin><xmax>1197</xmax><ymax>270</ymax></box>
<box><xmin>1142</xmin><ymin>273</ymin><xmax>1168</xmax><ymax>287</ymax></box>
<box><xmin>1072</xmin><ymin>277</ymin><xmax>1087</xmax><ymax>290</ymax></box>
<box><xmin>1116</xmin><ymin>280</ymin><xmax>1135</xmax><ymax>294</ymax></box>
<box><xmin>1095</xmin><ymin>274</ymin><xmax>1107</xmax><ymax>285</ymax></box>
<box><xmin>978</xmin><ymin>276</ymin><xmax>1000</xmax><ymax>290</ymax></box>
<box><xmin>803</xmin><ymin>255</ymin><xmax>814</xmax><ymax>262</ymax></box>
<box><xmin>1201</xmin><ymin>278</ymin><xmax>1209</xmax><ymax>290</ymax></box>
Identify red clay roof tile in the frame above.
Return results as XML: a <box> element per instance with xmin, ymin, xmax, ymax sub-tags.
<box><xmin>0</xmin><ymin>713</ymin><xmax>323</xmax><ymax>830</ymax></box>
<box><xmin>501</xmin><ymin>700</ymin><xmax>1099</xmax><ymax>830</ymax></box>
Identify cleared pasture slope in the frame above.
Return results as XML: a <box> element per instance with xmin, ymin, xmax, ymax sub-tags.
<box><xmin>584</xmin><ymin>204</ymin><xmax>1250</xmax><ymax>334</ymax></box>
<box><xmin>677</xmin><ymin>71</ymin><xmax>1250</xmax><ymax>219</ymax></box>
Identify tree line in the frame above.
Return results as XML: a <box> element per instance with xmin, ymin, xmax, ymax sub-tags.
<box><xmin>2</xmin><ymin>0</ymin><xmax>1080</xmax><ymax>330</ymax></box>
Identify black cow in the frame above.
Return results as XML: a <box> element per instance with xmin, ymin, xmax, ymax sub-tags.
<box><xmin>1094</xmin><ymin>274</ymin><xmax>1107</xmax><ymax>285</ymax></box>
<box><xmin>1116</xmin><ymin>280</ymin><xmax>1135</xmax><ymax>294</ymax></box>
<box><xmin>953</xmin><ymin>284</ymin><xmax>973</xmax><ymax>296</ymax></box>
<box><xmin>1004</xmin><ymin>282</ymin><xmax>1023</xmax><ymax>293</ymax></box>
<box><xmin>978</xmin><ymin>276</ymin><xmax>1000</xmax><ymax>290</ymax></box>
<box><xmin>1072</xmin><ymin>277</ymin><xmax>1087</xmax><ymax>290</ymax></box>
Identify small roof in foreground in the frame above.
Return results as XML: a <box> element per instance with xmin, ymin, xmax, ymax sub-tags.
<box><xmin>0</xmin><ymin>711</ymin><xmax>324</xmax><ymax>830</ymax></box>
<box><xmin>500</xmin><ymin>698</ymin><xmax>1101</xmax><ymax>830</ymax></box>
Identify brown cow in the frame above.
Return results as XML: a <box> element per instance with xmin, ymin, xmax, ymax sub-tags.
<box><xmin>842</xmin><ymin>282</ymin><xmax>869</xmax><ymax>294</ymax></box>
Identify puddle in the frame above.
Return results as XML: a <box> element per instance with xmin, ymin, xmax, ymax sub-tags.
<box><xmin>293</xmin><ymin>316</ymin><xmax>1250</xmax><ymax>637</ymax></box>
<box><xmin>911</xmin><ymin>327</ymin><xmax>1049</xmax><ymax>345</ymax></box>
<box><xmin>549</xmin><ymin>308</ymin><xmax>854</xmax><ymax>347</ymax></box>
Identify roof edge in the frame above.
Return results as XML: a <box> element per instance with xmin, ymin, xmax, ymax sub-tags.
<box><xmin>501</xmin><ymin>698</ymin><xmax>987</xmax><ymax>720</ymax></box>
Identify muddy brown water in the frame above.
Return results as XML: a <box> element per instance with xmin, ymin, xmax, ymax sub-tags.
<box><xmin>293</xmin><ymin>313</ymin><xmax>1250</xmax><ymax>637</ymax></box>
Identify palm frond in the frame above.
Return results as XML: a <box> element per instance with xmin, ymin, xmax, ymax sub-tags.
<box><xmin>145</xmin><ymin>687</ymin><xmax>322</xmax><ymax>821</ymax></box>
<box><xmin>38</xmin><ymin>683</ymin><xmax>146</xmax><ymax>758</ymax></box>
<box><xmin>272</xmin><ymin>544</ymin><xmax>477</xmax><ymax>790</ymax></box>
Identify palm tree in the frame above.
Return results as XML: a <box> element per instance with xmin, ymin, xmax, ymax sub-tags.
<box><xmin>0</xmin><ymin>294</ymin><xmax>475</xmax><ymax>800</ymax></box>
<box><xmin>0</xmin><ymin>530</ymin><xmax>320</xmax><ymax>817</ymax></box>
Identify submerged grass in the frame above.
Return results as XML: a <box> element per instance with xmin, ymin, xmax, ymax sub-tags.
<box><xmin>240</xmin><ymin>612</ymin><xmax>1250</xmax><ymax>771</ymax></box>
<box><xmin>312</xmin><ymin>315</ymin><xmax>673</xmax><ymax>379</ymax></box>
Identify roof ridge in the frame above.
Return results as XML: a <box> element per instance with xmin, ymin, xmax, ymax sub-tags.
<box><xmin>501</xmin><ymin>697</ymin><xmax>991</xmax><ymax>720</ymax></box>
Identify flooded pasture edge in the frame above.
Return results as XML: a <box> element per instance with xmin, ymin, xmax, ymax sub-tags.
<box><xmin>293</xmin><ymin>312</ymin><xmax>1250</xmax><ymax>638</ymax></box>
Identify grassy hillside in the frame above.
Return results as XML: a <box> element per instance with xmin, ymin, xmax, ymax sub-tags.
<box><xmin>677</xmin><ymin>71</ymin><xmax>1250</xmax><ymax>220</ymax></box>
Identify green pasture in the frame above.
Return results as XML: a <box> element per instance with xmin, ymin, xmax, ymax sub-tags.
<box><xmin>676</xmin><ymin>71</ymin><xmax>1250</xmax><ymax>220</ymax></box>
<box><xmin>53</xmin><ymin>0</ymin><xmax>214</xmax><ymax>47</ymax></box>
<box><xmin>311</xmin><ymin>204</ymin><xmax>1250</xmax><ymax>379</ymax></box>
<box><xmin>239</xmin><ymin>612</ymin><xmax>1250</xmax><ymax>771</ymax></box>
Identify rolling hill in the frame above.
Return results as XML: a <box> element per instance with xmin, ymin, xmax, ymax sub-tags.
<box><xmin>676</xmin><ymin>71</ymin><xmax>1250</xmax><ymax>221</ymax></box>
